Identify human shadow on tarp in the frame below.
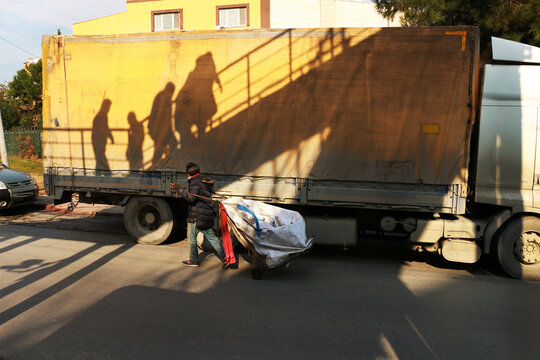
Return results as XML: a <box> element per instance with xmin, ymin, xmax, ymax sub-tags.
<box><xmin>143</xmin><ymin>52</ymin><xmax>222</xmax><ymax>170</ymax></box>
<box><xmin>91</xmin><ymin>99</ymin><xmax>114</xmax><ymax>172</ymax></box>
<box><xmin>147</xmin><ymin>82</ymin><xmax>178</xmax><ymax>169</ymax></box>
<box><xmin>126</xmin><ymin>111</ymin><xmax>145</xmax><ymax>170</ymax></box>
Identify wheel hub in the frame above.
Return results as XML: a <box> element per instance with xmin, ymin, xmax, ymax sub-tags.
<box><xmin>144</xmin><ymin>212</ymin><xmax>156</xmax><ymax>224</ymax></box>
<box><xmin>514</xmin><ymin>232</ymin><xmax>540</xmax><ymax>264</ymax></box>
<box><xmin>138</xmin><ymin>206</ymin><xmax>161</xmax><ymax>231</ymax></box>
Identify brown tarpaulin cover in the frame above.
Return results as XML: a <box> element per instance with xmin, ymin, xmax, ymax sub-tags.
<box><xmin>43</xmin><ymin>26</ymin><xmax>479</xmax><ymax>186</ymax></box>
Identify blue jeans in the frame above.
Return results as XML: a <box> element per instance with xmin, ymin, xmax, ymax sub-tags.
<box><xmin>188</xmin><ymin>222</ymin><xmax>225</xmax><ymax>262</ymax></box>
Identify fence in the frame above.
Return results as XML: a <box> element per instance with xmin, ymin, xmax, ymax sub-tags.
<box><xmin>4</xmin><ymin>129</ymin><xmax>42</xmax><ymax>158</ymax></box>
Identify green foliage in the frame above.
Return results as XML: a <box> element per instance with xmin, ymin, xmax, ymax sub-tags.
<box><xmin>0</xmin><ymin>83</ymin><xmax>20</xmax><ymax>130</ymax></box>
<box><xmin>3</xmin><ymin>59</ymin><xmax>43</xmax><ymax>129</ymax></box>
<box><xmin>374</xmin><ymin>0</ymin><xmax>540</xmax><ymax>48</ymax></box>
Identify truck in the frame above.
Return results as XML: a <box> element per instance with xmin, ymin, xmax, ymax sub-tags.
<box><xmin>41</xmin><ymin>26</ymin><xmax>540</xmax><ymax>279</ymax></box>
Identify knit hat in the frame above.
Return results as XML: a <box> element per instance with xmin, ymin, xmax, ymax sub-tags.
<box><xmin>186</xmin><ymin>162</ymin><xmax>200</xmax><ymax>176</ymax></box>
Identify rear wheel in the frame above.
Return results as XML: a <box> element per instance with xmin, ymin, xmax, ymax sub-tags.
<box><xmin>251</xmin><ymin>268</ymin><xmax>263</xmax><ymax>280</ymax></box>
<box><xmin>124</xmin><ymin>196</ymin><xmax>175</xmax><ymax>245</ymax></box>
<box><xmin>496</xmin><ymin>216</ymin><xmax>540</xmax><ymax>280</ymax></box>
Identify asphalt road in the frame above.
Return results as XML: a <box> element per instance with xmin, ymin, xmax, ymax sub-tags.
<box><xmin>0</xmin><ymin>206</ymin><xmax>539</xmax><ymax>360</ymax></box>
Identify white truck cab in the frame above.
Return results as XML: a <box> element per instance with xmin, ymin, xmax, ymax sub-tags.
<box><xmin>411</xmin><ymin>38</ymin><xmax>540</xmax><ymax>279</ymax></box>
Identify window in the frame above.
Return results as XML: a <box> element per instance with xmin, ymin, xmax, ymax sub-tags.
<box><xmin>216</xmin><ymin>4</ymin><xmax>249</xmax><ymax>28</ymax></box>
<box><xmin>152</xmin><ymin>10</ymin><xmax>182</xmax><ymax>31</ymax></box>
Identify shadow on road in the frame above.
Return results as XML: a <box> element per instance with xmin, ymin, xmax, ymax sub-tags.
<box><xmin>1</xmin><ymin>211</ymin><xmax>538</xmax><ymax>359</ymax></box>
<box><xmin>12</xmin><ymin>264</ymin><xmax>540</xmax><ymax>360</ymax></box>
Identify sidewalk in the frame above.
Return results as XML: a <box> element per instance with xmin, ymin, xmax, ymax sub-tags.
<box><xmin>34</xmin><ymin>196</ymin><xmax>124</xmax><ymax>217</ymax></box>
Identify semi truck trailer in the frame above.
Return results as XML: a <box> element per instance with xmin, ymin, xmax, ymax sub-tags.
<box><xmin>42</xmin><ymin>26</ymin><xmax>540</xmax><ymax>279</ymax></box>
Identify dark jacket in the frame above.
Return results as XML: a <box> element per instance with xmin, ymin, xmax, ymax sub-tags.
<box><xmin>183</xmin><ymin>174</ymin><xmax>215</xmax><ymax>230</ymax></box>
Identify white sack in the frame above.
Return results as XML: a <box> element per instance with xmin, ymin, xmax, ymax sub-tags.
<box><xmin>221</xmin><ymin>198</ymin><xmax>312</xmax><ymax>269</ymax></box>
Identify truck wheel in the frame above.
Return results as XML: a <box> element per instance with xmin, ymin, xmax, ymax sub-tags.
<box><xmin>124</xmin><ymin>196</ymin><xmax>174</xmax><ymax>245</ymax></box>
<box><xmin>251</xmin><ymin>268</ymin><xmax>263</xmax><ymax>280</ymax></box>
<box><xmin>496</xmin><ymin>216</ymin><xmax>540</xmax><ymax>280</ymax></box>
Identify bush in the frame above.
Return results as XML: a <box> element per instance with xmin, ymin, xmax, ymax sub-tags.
<box><xmin>17</xmin><ymin>134</ymin><xmax>37</xmax><ymax>159</ymax></box>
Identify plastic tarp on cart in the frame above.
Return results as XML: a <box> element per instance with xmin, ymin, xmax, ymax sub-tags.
<box><xmin>42</xmin><ymin>26</ymin><xmax>479</xmax><ymax>186</ymax></box>
<box><xmin>222</xmin><ymin>198</ymin><xmax>312</xmax><ymax>269</ymax></box>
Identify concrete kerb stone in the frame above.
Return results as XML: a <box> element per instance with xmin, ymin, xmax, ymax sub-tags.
<box><xmin>34</xmin><ymin>196</ymin><xmax>124</xmax><ymax>217</ymax></box>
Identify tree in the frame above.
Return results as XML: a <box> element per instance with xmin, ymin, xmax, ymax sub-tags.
<box><xmin>374</xmin><ymin>0</ymin><xmax>540</xmax><ymax>48</ymax></box>
<box><xmin>7</xmin><ymin>59</ymin><xmax>43</xmax><ymax>129</ymax></box>
<box><xmin>0</xmin><ymin>83</ymin><xmax>21</xmax><ymax>130</ymax></box>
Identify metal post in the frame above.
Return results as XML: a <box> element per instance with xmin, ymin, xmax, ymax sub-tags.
<box><xmin>0</xmin><ymin>108</ymin><xmax>9</xmax><ymax>167</ymax></box>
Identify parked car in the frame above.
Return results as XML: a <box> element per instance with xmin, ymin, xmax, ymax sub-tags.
<box><xmin>0</xmin><ymin>163</ymin><xmax>39</xmax><ymax>210</ymax></box>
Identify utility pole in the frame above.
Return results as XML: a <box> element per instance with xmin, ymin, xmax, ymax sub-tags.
<box><xmin>0</xmin><ymin>108</ymin><xmax>10</xmax><ymax>167</ymax></box>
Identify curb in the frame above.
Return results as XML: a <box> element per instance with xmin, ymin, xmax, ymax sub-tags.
<box><xmin>34</xmin><ymin>196</ymin><xmax>124</xmax><ymax>217</ymax></box>
<box><xmin>43</xmin><ymin>204</ymin><xmax>124</xmax><ymax>217</ymax></box>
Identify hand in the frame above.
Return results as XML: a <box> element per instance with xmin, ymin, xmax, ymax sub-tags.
<box><xmin>170</xmin><ymin>183</ymin><xmax>183</xmax><ymax>197</ymax></box>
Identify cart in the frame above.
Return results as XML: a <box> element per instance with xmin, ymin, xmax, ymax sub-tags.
<box><xmin>245</xmin><ymin>246</ymin><xmax>308</xmax><ymax>280</ymax></box>
<box><xmin>221</xmin><ymin>198</ymin><xmax>313</xmax><ymax>279</ymax></box>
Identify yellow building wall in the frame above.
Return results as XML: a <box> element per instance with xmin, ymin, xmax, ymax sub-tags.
<box><xmin>73</xmin><ymin>0</ymin><xmax>262</xmax><ymax>35</ymax></box>
<box><xmin>269</xmin><ymin>0</ymin><xmax>400</xmax><ymax>29</ymax></box>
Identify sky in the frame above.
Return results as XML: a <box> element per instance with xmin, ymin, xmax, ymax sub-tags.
<box><xmin>0</xmin><ymin>0</ymin><xmax>126</xmax><ymax>84</ymax></box>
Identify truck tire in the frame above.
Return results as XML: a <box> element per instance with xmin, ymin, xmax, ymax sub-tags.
<box><xmin>124</xmin><ymin>196</ymin><xmax>174</xmax><ymax>245</ymax></box>
<box><xmin>496</xmin><ymin>216</ymin><xmax>540</xmax><ymax>280</ymax></box>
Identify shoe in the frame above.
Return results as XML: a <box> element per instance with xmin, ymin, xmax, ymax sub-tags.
<box><xmin>222</xmin><ymin>261</ymin><xmax>230</xmax><ymax>270</ymax></box>
<box><xmin>182</xmin><ymin>260</ymin><xmax>200</xmax><ymax>267</ymax></box>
